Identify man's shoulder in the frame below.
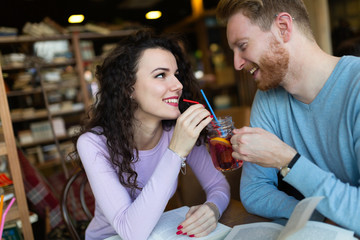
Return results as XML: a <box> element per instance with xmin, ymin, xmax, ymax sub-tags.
<box><xmin>334</xmin><ymin>56</ymin><xmax>360</xmax><ymax>89</ymax></box>
<box><xmin>251</xmin><ymin>87</ymin><xmax>291</xmax><ymax>125</ymax></box>
<box><xmin>341</xmin><ymin>55</ymin><xmax>360</xmax><ymax>61</ymax></box>
<box><xmin>254</xmin><ymin>87</ymin><xmax>289</xmax><ymax>104</ymax></box>
<box><xmin>339</xmin><ymin>55</ymin><xmax>360</xmax><ymax>69</ymax></box>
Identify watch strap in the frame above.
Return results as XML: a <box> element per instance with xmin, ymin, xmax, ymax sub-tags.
<box><xmin>280</xmin><ymin>153</ymin><xmax>301</xmax><ymax>177</ymax></box>
<box><xmin>288</xmin><ymin>153</ymin><xmax>301</xmax><ymax>168</ymax></box>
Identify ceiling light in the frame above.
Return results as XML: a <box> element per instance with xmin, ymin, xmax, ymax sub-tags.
<box><xmin>194</xmin><ymin>70</ymin><xmax>204</xmax><ymax>79</ymax></box>
<box><xmin>145</xmin><ymin>11</ymin><xmax>162</xmax><ymax>20</ymax></box>
<box><xmin>68</xmin><ymin>15</ymin><xmax>85</xmax><ymax>24</ymax></box>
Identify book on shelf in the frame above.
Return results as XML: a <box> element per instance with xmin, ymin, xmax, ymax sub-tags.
<box><xmin>0</xmin><ymin>173</ymin><xmax>13</xmax><ymax>187</ymax></box>
<box><xmin>30</xmin><ymin>121</ymin><xmax>53</xmax><ymax>141</ymax></box>
<box><xmin>2</xmin><ymin>213</ymin><xmax>38</xmax><ymax>240</ymax></box>
<box><xmin>2</xmin><ymin>223</ymin><xmax>23</xmax><ymax>240</ymax></box>
<box><xmin>105</xmin><ymin>196</ymin><xmax>357</xmax><ymax>240</ymax></box>
<box><xmin>2</xmin><ymin>185</ymin><xmax>38</xmax><ymax>226</ymax></box>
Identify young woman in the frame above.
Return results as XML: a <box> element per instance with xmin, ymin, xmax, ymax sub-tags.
<box><xmin>73</xmin><ymin>30</ymin><xmax>230</xmax><ymax>240</ymax></box>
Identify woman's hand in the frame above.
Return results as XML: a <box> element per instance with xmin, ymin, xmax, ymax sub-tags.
<box><xmin>169</xmin><ymin>104</ymin><xmax>212</xmax><ymax>158</ymax></box>
<box><xmin>176</xmin><ymin>203</ymin><xmax>219</xmax><ymax>237</ymax></box>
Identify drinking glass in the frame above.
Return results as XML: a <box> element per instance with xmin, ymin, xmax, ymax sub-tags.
<box><xmin>206</xmin><ymin>116</ymin><xmax>243</xmax><ymax>172</ymax></box>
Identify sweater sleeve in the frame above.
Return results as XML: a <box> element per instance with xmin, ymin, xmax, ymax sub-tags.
<box><xmin>78</xmin><ymin>132</ymin><xmax>184</xmax><ymax>240</ymax></box>
<box><xmin>284</xmin><ymin>152</ymin><xmax>360</xmax><ymax>235</ymax></box>
<box><xmin>186</xmin><ymin>144</ymin><xmax>230</xmax><ymax>216</ymax></box>
<box><xmin>240</xmin><ymin>161</ymin><xmax>299</xmax><ymax>219</ymax></box>
<box><xmin>240</xmin><ymin>90</ymin><xmax>300</xmax><ymax>220</ymax></box>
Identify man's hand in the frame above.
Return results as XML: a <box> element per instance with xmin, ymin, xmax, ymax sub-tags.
<box><xmin>230</xmin><ymin>127</ymin><xmax>297</xmax><ymax>169</ymax></box>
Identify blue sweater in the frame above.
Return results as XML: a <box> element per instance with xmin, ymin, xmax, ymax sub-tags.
<box><xmin>240</xmin><ymin>56</ymin><xmax>360</xmax><ymax>235</ymax></box>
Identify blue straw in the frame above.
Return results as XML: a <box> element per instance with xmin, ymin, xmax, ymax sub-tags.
<box><xmin>200</xmin><ymin>89</ymin><xmax>226</xmax><ymax>136</ymax></box>
<box><xmin>200</xmin><ymin>89</ymin><xmax>219</xmax><ymax>123</ymax></box>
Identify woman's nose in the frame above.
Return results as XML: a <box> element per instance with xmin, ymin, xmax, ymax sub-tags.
<box><xmin>171</xmin><ymin>75</ymin><xmax>183</xmax><ymax>91</ymax></box>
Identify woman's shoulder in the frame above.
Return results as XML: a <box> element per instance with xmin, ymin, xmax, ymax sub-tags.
<box><xmin>78</xmin><ymin>127</ymin><xmax>107</xmax><ymax>147</ymax></box>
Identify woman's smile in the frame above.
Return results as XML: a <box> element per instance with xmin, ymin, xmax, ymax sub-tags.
<box><xmin>163</xmin><ymin>96</ymin><xmax>180</xmax><ymax>107</ymax></box>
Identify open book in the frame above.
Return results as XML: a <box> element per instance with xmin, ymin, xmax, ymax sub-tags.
<box><xmin>147</xmin><ymin>206</ymin><xmax>231</xmax><ymax>240</ymax></box>
<box><xmin>224</xmin><ymin>196</ymin><xmax>356</xmax><ymax>240</ymax></box>
<box><xmin>105</xmin><ymin>206</ymin><xmax>231</xmax><ymax>240</ymax></box>
<box><xmin>105</xmin><ymin>196</ymin><xmax>356</xmax><ymax>240</ymax></box>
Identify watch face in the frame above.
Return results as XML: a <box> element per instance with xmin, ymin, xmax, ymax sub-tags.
<box><xmin>280</xmin><ymin>167</ymin><xmax>291</xmax><ymax>177</ymax></box>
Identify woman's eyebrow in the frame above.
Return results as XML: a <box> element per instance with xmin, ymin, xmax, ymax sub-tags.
<box><xmin>151</xmin><ymin>67</ymin><xmax>169</xmax><ymax>73</ymax></box>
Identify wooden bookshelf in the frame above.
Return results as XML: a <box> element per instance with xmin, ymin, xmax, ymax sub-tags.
<box><xmin>0</xmin><ymin>65</ymin><xmax>34</xmax><ymax>239</ymax></box>
<box><xmin>0</xmin><ymin>29</ymin><xmax>141</xmax><ymax>179</ymax></box>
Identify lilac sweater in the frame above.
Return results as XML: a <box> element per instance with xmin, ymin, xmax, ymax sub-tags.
<box><xmin>77</xmin><ymin>127</ymin><xmax>230</xmax><ymax>240</ymax></box>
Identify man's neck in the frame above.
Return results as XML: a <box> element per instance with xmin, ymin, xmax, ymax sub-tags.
<box><xmin>282</xmin><ymin>42</ymin><xmax>340</xmax><ymax>104</ymax></box>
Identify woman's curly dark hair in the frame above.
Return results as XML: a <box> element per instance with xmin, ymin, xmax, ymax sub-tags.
<box><xmin>71</xmin><ymin>30</ymin><xmax>207</xmax><ymax>195</ymax></box>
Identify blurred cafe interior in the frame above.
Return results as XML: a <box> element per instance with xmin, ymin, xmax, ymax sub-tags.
<box><xmin>0</xmin><ymin>0</ymin><xmax>359</xmax><ymax>239</ymax></box>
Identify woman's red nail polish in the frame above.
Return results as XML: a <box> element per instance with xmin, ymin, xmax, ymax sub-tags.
<box><xmin>210</xmin><ymin>115</ymin><xmax>214</xmax><ymax>118</ymax></box>
<box><xmin>182</xmin><ymin>232</ymin><xmax>187</xmax><ymax>235</ymax></box>
<box><xmin>189</xmin><ymin>234</ymin><xmax>195</xmax><ymax>237</ymax></box>
<box><xmin>177</xmin><ymin>225</ymin><xmax>183</xmax><ymax>230</ymax></box>
<box><xmin>176</xmin><ymin>230</ymin><xmax>183</xmax><ymax>235</ymax></box>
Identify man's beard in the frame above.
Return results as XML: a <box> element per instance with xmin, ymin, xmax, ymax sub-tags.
<box><xmin>255</xmin><ymin>38</ymin><xmax>290</xmax><ymax>91</ymax></box>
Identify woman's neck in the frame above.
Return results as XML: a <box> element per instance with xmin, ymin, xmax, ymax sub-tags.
<box><xmin>134</xmin><ymin>120</ymin><xmax>163</xmax><ymax>150</ymax></box>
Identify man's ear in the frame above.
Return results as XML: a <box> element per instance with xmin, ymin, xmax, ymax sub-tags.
<box><xmin>275</xmin><ymin>12</ymin><xmax>293</xmax><ymax>42</ymax></box>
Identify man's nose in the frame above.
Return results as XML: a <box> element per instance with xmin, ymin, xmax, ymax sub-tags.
<box><xmin>234</xmin><ymin>53</ymin><xmax>245</xmax><ymax>71</ymax></box>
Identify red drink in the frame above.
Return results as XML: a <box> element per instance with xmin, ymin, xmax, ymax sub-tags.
<box><xmin>208</xmin><ymin>136</ymin><xmax>243</xmax><ymax>172</ymax></box>
<box><xmin>206</xmin><ymin>116</ymin><xmax>243</xmax><ymax>172</ymax></box>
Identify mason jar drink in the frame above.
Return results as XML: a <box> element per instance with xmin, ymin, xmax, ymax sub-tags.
<box><xmin>206</xmin><ymin>116</ymin><xmax>243</xmax><ymax>172</ymax></box>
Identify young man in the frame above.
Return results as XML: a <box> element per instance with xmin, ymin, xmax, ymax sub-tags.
<box><xmin>216</xmin><ymin>0</ymin><xmax>360</xmax><ymax>236</ymax></box>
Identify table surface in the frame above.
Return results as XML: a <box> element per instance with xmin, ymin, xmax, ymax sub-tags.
<box><xmin>219</xmin><ymin>199</ymin><xmax>270</xmax><ymax>228</ymax></box>
<box><xmin>106</xmin><ymin>199</ymin><xmax>359</xmax><ymax>239</ymax></box>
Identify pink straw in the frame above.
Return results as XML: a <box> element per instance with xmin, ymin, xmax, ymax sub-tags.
<box><xmin>0</xmin><ymin>197</ymin><xmax>16</xmax><ymax>238</ymax></box>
